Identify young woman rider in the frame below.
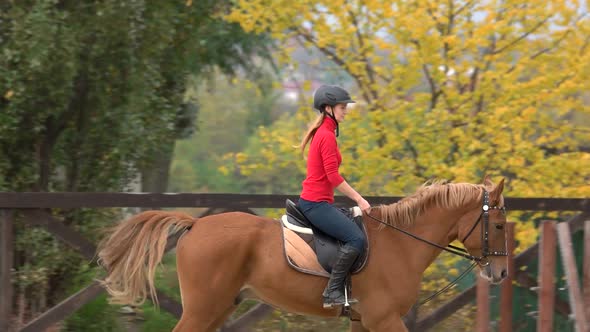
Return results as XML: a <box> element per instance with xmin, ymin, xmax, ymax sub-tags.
<box><xmin>297</xmin><ymin>84</ymin><xmax>370</xmax><ymax>308</ymax></box>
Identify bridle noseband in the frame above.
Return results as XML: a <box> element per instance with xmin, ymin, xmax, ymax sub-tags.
<box><xmin>459</xmin><ymin>190</ymin><xmax>508</xmax><ymax>266</ymax></box>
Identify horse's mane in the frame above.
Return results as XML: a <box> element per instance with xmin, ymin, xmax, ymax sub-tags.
<box><xmin>379</xmin><ymin>181</ymin><xmax>484</xmax><ymax>228</ymax></box>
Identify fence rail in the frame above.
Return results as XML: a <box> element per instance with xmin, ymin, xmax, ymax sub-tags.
<box><xmin>0</xmin><ymin>192</ymin><xmax>588</xmax><ymax>210</ymax></box>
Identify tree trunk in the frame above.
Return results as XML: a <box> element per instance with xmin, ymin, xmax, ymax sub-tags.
<box><xmin>140</xmin><ymin>140</ymin><xmax>175</xmax><ymax>194</ymax></box>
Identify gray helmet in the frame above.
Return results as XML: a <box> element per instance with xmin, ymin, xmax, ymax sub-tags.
<box><xmin>313</xmin><ymin>85</ymin><xmax>355</xmax><ymax>112</ymax></box>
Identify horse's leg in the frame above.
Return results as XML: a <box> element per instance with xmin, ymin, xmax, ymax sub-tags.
<box><xmin>350</xmin><ymin>320</ymin><xmax>369</xmax><ymax>332</ymax></box>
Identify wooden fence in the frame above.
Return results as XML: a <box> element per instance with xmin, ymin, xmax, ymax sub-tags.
<box><xmin>472</xmin><ymin>216</ymin><xmax>590</xmax><ymax>332</ymax></box>
<box><xmin>414</xmin><ymin>212</ymin><xmax>590</xmax><ymax>331</ymax></box>
<box><xmin>0</xmin><ymin>193</ymin><xmax>589</xmax><ymax>331</ymax></box>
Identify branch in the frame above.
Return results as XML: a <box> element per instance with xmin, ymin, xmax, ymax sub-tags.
<box><xmin>347</xmin><ymin>7</ymin><xmax>380</xmax><ymax>101</ymax></box>
<box><xmin>493</xmin><ymin>16</ymin><xmax>552</xmax><ymax>55</ymax></box>
<box><xmin>540</xmin><ymin>145</ymin><xmax>590</xmax><ymax>155</ymax></box>
<box><xmin>506</xmin><ymin>25</ymin><xmax>574</xmax><ymax>74</ymax></box>
<box><xmin>473</xmin><ymin>94</ymin><xmax>484</xmax><ymax>117</ymax></box>
<box><xmin>421</xmin><ymin>63</ymin><xmax>441</xmax><ymax>110</ymax></box>
<box><xmin>471</xmin><ymin>32</ymin><xmax>497</xmax><ymax>117</ymax></box>
<box><xmin>468</xmin><ymin>66</ymin><xmax>479</xmax><ymax>92</ymax></box>
<box><xmin>453</xmin><ymin>0</ymin><xmax>474</xmax><ymax>16</ymax></box>
<box><xmin>580</xmin><ymin>35</ymin><xmax>590</xmax><ymax>56</ymax></box>
<box><xmin>295</xmin><ymin>28</ymin><xmax>373</xmax><ymax>104</ymax></box>
<box><xmin>446</xmin><ymin>0</ymin><xmax>455</xmax><ymax>36</ymax></box>
<box><xmin>506</xmin><ymin>13</ymin><xmax>584</xmax><ymax>74</ymax></box>
<box><xmin>295</xmin><ymin>28</ymin><xmax>346</xmax><ymax>68</ymax></box>
<box><xmin>530</xmin><ymin>29</ymin><xmax>571</xmax><ymax>60</ymax></box>
<box><xmin>426</xmin><ymin>6</ymin><xmax>445</xmax><ymax>35</ymax></box>
<box><xmin>442</xmin><ymin>0</ymin><xmax>457</xmax><ymax>88</ymax></box>
<box><xmin>439</xmin><ymin>88</ymin><xmax>456</xmax><ymax>114</ymax></box>
<box><xmin>554</xmin><ymin>74</ymin><xmax>574</xmax><ymax>88</ymax></box>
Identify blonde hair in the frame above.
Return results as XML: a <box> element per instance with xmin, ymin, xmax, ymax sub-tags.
<box><xmin>297</xmin><ymin>113</ymin><xmax>325</xmax><ymax>157</ymax></box>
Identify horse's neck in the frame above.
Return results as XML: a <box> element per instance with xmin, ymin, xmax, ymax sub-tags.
<box><xmin>417</xmin><ymin>208</ymin><xmax>463</xmax><ymax>271</ymax></box>
<box><xmin>388</xmin><ymin>207</ymin><xmax>460</xmax><ymax>273</ymax></box>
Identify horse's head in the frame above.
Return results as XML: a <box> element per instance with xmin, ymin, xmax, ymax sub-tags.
<box><xmin>456</xmin><ymin>176</ymin><xmax>508</xmax><ymax>284</ymax></box>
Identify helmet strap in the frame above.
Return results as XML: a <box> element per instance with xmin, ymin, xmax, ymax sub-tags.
<box><xmin>323</xmin><ymin>106</ymin><xmax>340</xmax><ymax>137</ymax></box>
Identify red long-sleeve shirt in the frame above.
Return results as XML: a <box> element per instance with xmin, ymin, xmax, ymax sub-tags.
<box><xmin>300</xmin><ymin>116</ymin><xmax>345</xmax><ymax>203</ymax></box>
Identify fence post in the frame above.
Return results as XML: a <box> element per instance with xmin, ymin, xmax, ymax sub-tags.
<box><xmin>0</xmin><ymin>209</ymin><xmax>14</xmax><ymax>332</ymax></box>
<box><xmin>500</xmin><ymin>222</ymin><xmax>515</xmax><ymax>332</ymax></box>
<box><xmin>538</xmin><ymin>220</ymin><xmax>557</xmax><ymax>332</ymax></box>
<box><xmin>476</xmin><ymin>273</ymin><xmax>489</xmax><ymax>332</ymax></box>
<box><xmin>556</xmin><ymin>222</ymin><xmax>588</xmax><ymax>332</ymax></box>
<box><xmin>584</xmin><ymin>220</ymin><xmax>590</xmax><ymax>324</ymax></box>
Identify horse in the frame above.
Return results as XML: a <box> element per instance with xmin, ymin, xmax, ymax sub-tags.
<box><xmin>97</xmin><ymin>177</ymin><xmax>508</xmax><ymax>331</ymax></box>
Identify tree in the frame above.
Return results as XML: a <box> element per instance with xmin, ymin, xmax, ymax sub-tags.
<box><xmin>225</xmin><ymin>0</ymin><xmax>590</xmax><ymax>215</ymax></box>
<box><xmin>0</xmin><ymin>0</ymin><xmax>269</xmax><ymax>326</ymax></box>
<box><xmin>170</xmin><ymin>70</ymin><xmax>282</xmax><ymax>193</ymax></box>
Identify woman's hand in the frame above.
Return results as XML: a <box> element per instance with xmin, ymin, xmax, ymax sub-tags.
<box><xmin>356</xmin><ymin>197</ymin><xmax>371</xmax><ymax>211</ymax></box>
<box><xmin>334</xmin><ymin>180</ymin><xmax>371</xmax><ymax>211</ymax></box>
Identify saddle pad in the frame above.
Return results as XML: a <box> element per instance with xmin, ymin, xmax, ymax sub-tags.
<box><xmin>280</xmin><ymin>225</ymin><xmax>332</xmax><ymax>277</ymax></box>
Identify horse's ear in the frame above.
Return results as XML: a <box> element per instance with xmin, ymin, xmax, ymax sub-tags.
<box><xmin>491</xmin><ymin>178</ymin><xmax>505</xmax><ymax>198</ymax></box>
<box><xmin>482</xmin><ymin>174</ymin><xmax>494</xmax><ymax>187</ymax></box>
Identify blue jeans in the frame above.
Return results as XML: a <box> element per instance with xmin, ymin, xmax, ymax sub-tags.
<box><xmin>298</xmin><ymin>197</ymin><xmax>366</xmax><ymax>252</ymax></box>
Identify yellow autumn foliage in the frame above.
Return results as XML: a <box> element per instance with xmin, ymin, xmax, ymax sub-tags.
<box><xmin>225</xmin><ymin>1</ymin><xmax>590</xmax><ymax>261</ymax></box>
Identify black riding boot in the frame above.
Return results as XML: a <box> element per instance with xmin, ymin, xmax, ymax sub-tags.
<box><xmin>322</xmin><ymin>244</ymin><xmax>361</xmax><ymax>308</ymax></box>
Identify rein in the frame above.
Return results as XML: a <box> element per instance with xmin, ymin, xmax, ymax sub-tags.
<box><xmin>365</xmin><ymin>211</ymin><xmax>481</xmax><ymax>261</ymax></box>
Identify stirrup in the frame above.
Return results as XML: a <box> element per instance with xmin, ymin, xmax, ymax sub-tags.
<box><xmin>323</xmin><ymin>282</ymin><xmax>357</xmax><ymax>308</ymax></box>
<box><xmin>344</xmin><ymin>282</ymin><xmax>353</xmax><ymax>307</ymax></box>
<box><xmin>322</xmin><ymin>296</ymin><xmax>358</xmax><ymax>308</ymax></box>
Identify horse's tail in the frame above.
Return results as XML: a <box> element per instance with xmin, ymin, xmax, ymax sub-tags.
<box><xmin>97</xmin><ymin>210</ymin><xmax>196</xmax><ymax>306</ymax></box>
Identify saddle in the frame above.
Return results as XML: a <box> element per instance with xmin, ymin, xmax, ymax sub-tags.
<box><xmin>280</xmin><ymin>199</ymin><xmax>369</xmax><ymax>278</ymax></box>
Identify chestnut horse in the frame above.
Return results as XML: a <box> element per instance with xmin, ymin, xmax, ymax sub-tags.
<box><xmin>97</xmin><ymin>178</ymin><xmax>508</xmax><ymax>331</ymax></box>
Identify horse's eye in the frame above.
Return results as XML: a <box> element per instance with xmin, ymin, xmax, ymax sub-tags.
<box><xmin>496</xmin><ymin>224</ymin><xmax>504</xmax><ymax>230</ymax></box>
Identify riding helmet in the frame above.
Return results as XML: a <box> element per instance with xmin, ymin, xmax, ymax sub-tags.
<box><xmin>313</xmin><ymin>85</ymin><xmax>355</xmax><ymax>112</ymax></box>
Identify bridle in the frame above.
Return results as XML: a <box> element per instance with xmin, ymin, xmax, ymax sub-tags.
<box><xmin>364</xmin><ymin>188</ymin><xmax>508</xmax><ymax>306</ymax></box>
<box><xmin>457</xmin><ymin>189</ymin><xmax>508</xmax><ymax>265</ymax></box>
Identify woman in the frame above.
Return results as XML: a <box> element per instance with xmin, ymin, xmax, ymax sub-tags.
<box><xmin>297</xmin><ymin>84</ymin><xmax>370</xmax><ymax>308</ymax></box>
